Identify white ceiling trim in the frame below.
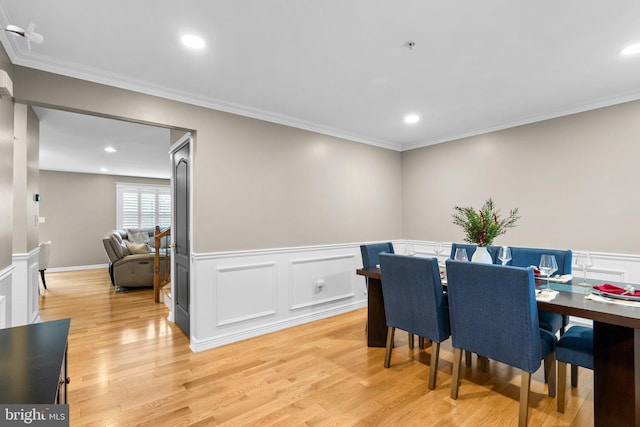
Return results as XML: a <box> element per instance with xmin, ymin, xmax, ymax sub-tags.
<box><xmin>16</xmin><ymin>47</ymin><xmax>640</xmax><ymax>154</ymax></box>
<box><xmin>9</xmin><ymin>52</ymin><xmax>404</xmax><ymax>152</ymax></box>
<box><xmin>401</xmin><ymin>91</ymin><xmax>640</xmax><ymax>152</ymax></box>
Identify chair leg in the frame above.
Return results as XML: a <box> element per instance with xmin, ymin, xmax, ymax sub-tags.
<box><xmin>384</xmin><ymin>327</ymin><xmax>395</xmax><ymax>368</ymax></box>
<box><xmin>570</xmin><ymin>364</ymin><xmax>578</xmax><ymax>387</ymax></box>
<box><xmin>419</xmin><ymin>336</ymin><xmax>431</xmax><ymax>349</ymax></box>
<box><xmin>451</xmin><ymin>347</ymin><xmax>463</xmax><ymax>399</ymax></box>
<box><xmin>519</xmin><ymin>371</ymin><xmax>532</xmax><ymax>427</ymax></box>
<box><xmin>545</xmin><ymin>353</ymin><xmax>556</xmax><ymax>398</ymax></box>
<box><xmin>543</xmin><ymin>354</ymin><xmax>555</xmax><ymax>384</ymax></box>
<box><xmin>478</xmin><ymin>355</ymin><xmax>489</xmax><ymax>372</ymax></box>
<box><xmin>40</xmin><ymin>269</ymin><xmax>47</xmax><ymax>290</ymax></box>
<box><xmin>408</xmin><ymin>333</ymin><xmax>414</xmax><ymax>350</ymax></box>
<box><xmin>428</xmin><ymin>342</ymin><xmax>441</xmax><ymax>390</ymax></box>
<box><xmin>465</xmin><ymin>350</ymin><xmax>472</xmax><ymax>367</ymax></box>
<box><xmin>557</xmin><ymin>360</ymin><xmax>567</xmax><ymax>413</ymax></box>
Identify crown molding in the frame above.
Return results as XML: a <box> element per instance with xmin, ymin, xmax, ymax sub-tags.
<box><xmin>401</xmin><ymin>92</ymin><xmax>640</xmax><ymax>152</ymax></box>
<box><xmin>10</xmin><ymin>52</ymin><xmax>404</xmax><ymax>152</ymax></box>
<box><xmin>5</xmin><ymin>38</ymin><xmax>640</xmax><ymax>154</ymax></box>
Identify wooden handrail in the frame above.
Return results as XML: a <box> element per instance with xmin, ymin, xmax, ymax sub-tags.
<box><xmin>154</xmin><ymin>226</ymin><xmax>171</xmax><ymax>303</ymax></box>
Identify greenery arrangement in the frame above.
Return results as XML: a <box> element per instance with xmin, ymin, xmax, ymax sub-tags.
<box><xmin>451</xmin><ymin>198</ymin><xmax>520</xmax><ymax>247</ymax></box>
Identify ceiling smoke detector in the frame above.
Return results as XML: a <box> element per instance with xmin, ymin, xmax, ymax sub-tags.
<box><xmin>404</xmin><ymin>40</ymin><xmax>416</xmax><ymax>50</ymax></box>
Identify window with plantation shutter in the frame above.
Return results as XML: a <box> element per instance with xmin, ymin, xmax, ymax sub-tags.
<box><xmin>116</xmin><ymin>183</ymin><xmax>171</xmax><ymax>229</ymax></box>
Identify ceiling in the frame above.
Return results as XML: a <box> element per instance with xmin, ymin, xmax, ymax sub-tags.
<box><xmin>34</xmin><ymin>107</ymin><xmax>171</xmax><ymax>179</ymax></box>
<box><xmin>2</xmin><ymin>1</ymin><xmax>640</xmax><ymax>175</ymax></box>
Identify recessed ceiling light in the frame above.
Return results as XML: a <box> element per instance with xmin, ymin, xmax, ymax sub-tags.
<box><xmin>100</xmin><ymin>168</ymin><xmax>108</xmax><ymax>173</ymax></box>
<box><xmin>104</xmin><ymin>147</ymin><xmax>117</xmax><ymax>153</ymax></box>
<box><xmin>620</xmin><ymin>42</ymin><xmax>640</xmax><ymax>56</ymax></box>
<box><xmin>404</xmin><ymin>114</ymin><xmax>420</xmax><ymax>125</ymax></box>
<box><xmin>181</xmin><ymin>34</ymin><xmax>205</xmax><ymax>50</ymax></box>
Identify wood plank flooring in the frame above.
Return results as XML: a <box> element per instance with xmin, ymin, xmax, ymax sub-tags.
<box><xmin>38</xmin><ymin>269</ymin><xmax>593</xmax><ymax>426</ymax></box>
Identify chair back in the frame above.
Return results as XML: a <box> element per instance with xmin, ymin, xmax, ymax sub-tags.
<box><xmin>38</xmin><ymin>241</ymin><xmax>51</xmax><ymax>270</ymax></box>
<box><xmin>445</xmin><ymin>260</ymin><xmax>553</xmax><ymax>373</ymax></box>
<box><xmin>449</xmin><ymin>243</ymin><xmax>499</xmax><ymax>263</ymax></box>
<box><xmin>510</xmin><ymin>247</ymin><xmax>572</xmax><ymax>274</ymax></box>
<box><xmin>379</xmin><ymin>254</ymin><xmax>450</xmax><ymax>343</ymax></box>
<box><xmin>102</xmin><ymin>233</ymin><xmax>125</xmax><ymax>263</ymax></box>
<box><xmin>360</xmin><ymin>242</ymin><xmax>394</xmax><ymax>268</ymax></box>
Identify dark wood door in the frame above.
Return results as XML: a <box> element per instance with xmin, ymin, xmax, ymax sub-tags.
<box><xmin>172</xmin><ymin>137</ymin><xmax>190</xmax><ymax>336</ymax></box>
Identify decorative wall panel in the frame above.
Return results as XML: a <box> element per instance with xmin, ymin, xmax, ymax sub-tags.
<box><xmin>216</xmin><ymin>262</ymin><xmax>277</xmax><ymax>326</ymax></box>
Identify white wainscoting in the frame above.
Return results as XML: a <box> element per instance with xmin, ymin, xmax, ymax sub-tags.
<box><xmin>216</xmin><ymin>262</ymin><xmax>278</xmax><ymax>327</ymax></box>
<box><xmin>0</xmin><ymin>295</ymin><xmax>5</xmax><ymax>329</ymax></box>
<box><xmin>190</xmin><ymin>244</ymin><xmax>367</xmax><ymax>352</ymax></box>
<box><xmin>398</xmin><ymin>241</ymin><xmax>640</xmax><ymax>283</ymax></box>
<box><xmin>149</xmin><ymin>240</ymin><xmax>640</xmax><ymax>352</ymax></box>
<box><xmin>290</xmin><ymin>254</ymin><xmax>356</xmax><ymax>310</ymax></box>
<box><xmin>11</xmin><ymin>248</ymin><xmax>41</xmax><ymax>326</ymax></box>
<box><xmin>0</xmin><ymin>265</ymin><xmax>14</xmax><ymax>329</ymax></box>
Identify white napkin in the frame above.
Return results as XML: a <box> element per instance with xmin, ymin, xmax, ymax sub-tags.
<box><xmin>586</xmin><ymin>293</ymin><xmax>640</xmax><ymax>308</ymax></box>
<box><xmin>537</xmin><ymin>274</ymin><xmax>573</xmax><ymax>283</ymax></box>
<box><xmin>536</xmin><ymin>289</ymin><xmax>559</xmax><ymax>302</ymax></box>
<box><xmin>548</xmin><ymin>274</ymin><xmax>573</xmax><ymax>283</ymax></box>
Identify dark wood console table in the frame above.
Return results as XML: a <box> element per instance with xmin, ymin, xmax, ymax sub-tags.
<box><xmin>0</xmin><ymin>318</ymin><xmax>71</xmax><ymax>404</ymax></box>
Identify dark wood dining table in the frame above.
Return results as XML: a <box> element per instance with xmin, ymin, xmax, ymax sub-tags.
<box><xmin>0</xmin><ymin>318</ymin><xmax>71</xmax><ymax>404</ymax></box>
<box><xmin>356</xmin><ymin>265</ymin><xmax>640</xmax><ymax>426</ymax></box>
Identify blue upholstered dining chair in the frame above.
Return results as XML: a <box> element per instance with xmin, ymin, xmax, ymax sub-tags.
<box><xmin>379</xmin><ymin>254</ymin><xmax>451</xmax><ymax>390</ymax></box>
<box><xmin>509</xmin><ymin>247</ymin><xmax>573</xmax><ymax>336</ymax></box>
<box><xmin>449</xmin><ymin>242</ymin><xmax>501</xmax><ymax>368</ymax></box>
<box><xmin>360</xmin><ymin>242</ymin><xmax>394</xmax><ymax>268</ymax></box>
<box><xmin>445</xmin><ymin>260</ymin><xmax>557</xmax><ymax>427</ymax></box>
<box><xmin>555</xmin><ymin>325</ymin><xmax>593</xmax><ymax>413</ymax></box>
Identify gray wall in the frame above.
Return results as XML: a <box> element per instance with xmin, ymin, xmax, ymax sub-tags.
<box><xmin>12</xmin><ymin>104</ymin><xmax>39</xmax><ymax>254</ymax></box>
<box><xmin>38</xmin><ymin>170</ymin><xmax>169</xmax><ymax>268</ymax></box>
<box><xmin>14</xmin><ymin>63</ymin><xmax>640</xmax><ymax>260</ymax></box>
<box><xmin>14</xmin><ymin>67</ymin><xmax>403</xmax><ymax>253</ymax></box>
<box><xmin>402</xmin><ymin>100</ymin><xmax>640</xmax><ymax>254</ymax></box>
<box><xmin>0</xmin><ymin>45</ymin><xmax>14</xmax><ymax>269</ymax></box>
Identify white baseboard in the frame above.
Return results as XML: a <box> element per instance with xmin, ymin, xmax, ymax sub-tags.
<box><xmin>190</xmin><ymin>300</ymin><xmax>366</xmax><ymax>352</ymax></box>
<box><xmin>48</xmin><ymin>264</ymin><xmax>109</xmax><ymax>273</ymax></box>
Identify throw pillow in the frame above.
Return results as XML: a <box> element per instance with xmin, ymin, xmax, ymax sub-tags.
<box><xmin>121</xmin><ymin>242</ymin><xmax>131</xmax><ymax>256</ymax></box>
<box><xmin>127</xmin><ymin>228</ymin><xmax>151</xmax><ymax>244</ymax></box>
<box><xmin>125</xmin><ymin>241</ymin><xmax>150</xmax><ymax>254</ymax></box>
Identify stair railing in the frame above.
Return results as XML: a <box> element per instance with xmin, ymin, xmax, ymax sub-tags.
<box><xmin>154</xmin><ymin>226</ymin><xmax>171</xmax><ymax>303</ymax></box>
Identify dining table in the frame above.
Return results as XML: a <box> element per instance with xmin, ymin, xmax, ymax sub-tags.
<box><xmin>356</xmin><ymin>265</ymin><xmax>640</xmax><ymax>426</ymax></box>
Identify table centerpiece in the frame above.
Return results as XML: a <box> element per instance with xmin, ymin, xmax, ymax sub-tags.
<box><xmin>451</xmin><ymin>198</ymin><xmax>520</xmax><ymax>263</ymax></box>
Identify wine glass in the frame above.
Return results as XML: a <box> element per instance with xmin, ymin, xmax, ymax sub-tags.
<box><xmin>454</xmin><ymin>248</ymin><xmax>468</xmax><ymax>261</ymax></box>
<box><xmin>574</xmin><ymin>252</ymin><xmax>593</xmax><ymax>286</ymax></box>
<box><xmin>498</xmin><ymin>246</ymin><xmax>512</xmax><ymax>266</ymax></box>
<box><xmin>539</xmin><ymin>254</ymin><xmax>558</xmax><ymax>289</ymax></box>
<box><xmin>433</xmin><ymin>242</ymin><xmax>443</xmax><ymax>258</ymax></box>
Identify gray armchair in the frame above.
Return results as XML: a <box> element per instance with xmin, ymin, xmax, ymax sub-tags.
<box><xmin>102</xmin><ymin>230</ymin><xmax>168</xmax><ymax>289</ymax></box>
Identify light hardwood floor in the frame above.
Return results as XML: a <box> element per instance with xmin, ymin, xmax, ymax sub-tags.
<box><xmin>38</xmin><ymin>269</ymin><xmax>593</xmax><ymax>426</ymax></box>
